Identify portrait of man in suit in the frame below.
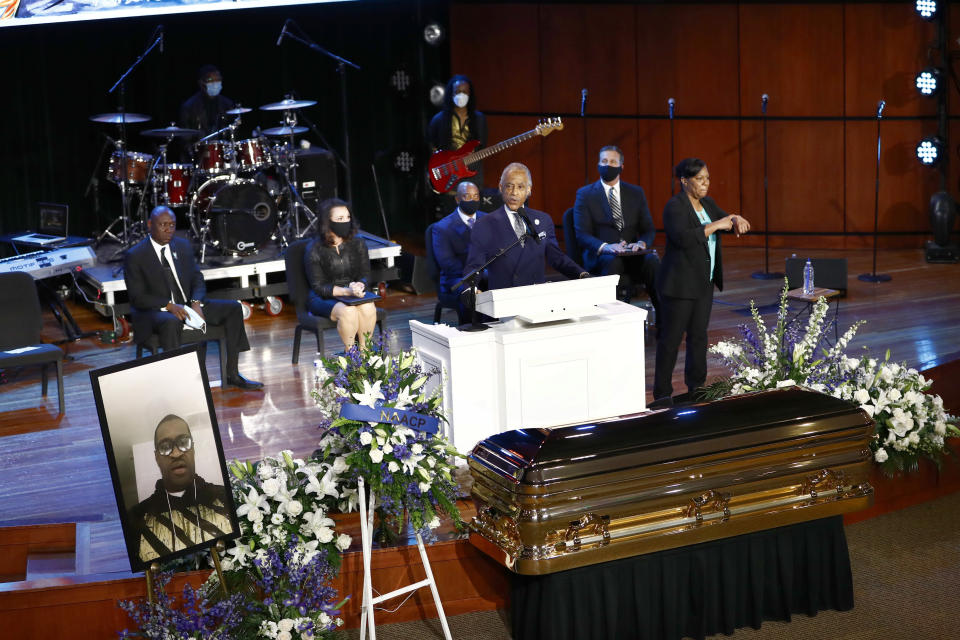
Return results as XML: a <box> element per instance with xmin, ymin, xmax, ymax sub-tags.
<box><xmin>463</xmin><ymin>162</ymin><xmax>587</xmax><ymax>291</ymax></box>
<box><xmin>431</xmin><ymin>180</ymin><xmax>484</xmax><ymax>324</ymax></box>
<box><xmin>573</xmin><ymin>145</ymin><xmax>661</xmax><ymax>323</ymax></box>
<box><xmin>123</xmin><ymin>206</ymin><xmax>262</xmax><ymax>389</ymax></box>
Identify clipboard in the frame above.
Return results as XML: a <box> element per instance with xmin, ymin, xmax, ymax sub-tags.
<box><xmin>334</xmin><ymin>292</ymin><xmax>381</xmax><ymax>306</ymax></box>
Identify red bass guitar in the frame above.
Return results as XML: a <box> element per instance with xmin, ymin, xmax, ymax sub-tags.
<box><xmin>427</xmin><ymin>118</ymin><xmax>564</xmax><ymax>194</ymax></box>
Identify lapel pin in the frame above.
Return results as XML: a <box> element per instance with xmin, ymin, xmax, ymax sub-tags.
<box><xmin>534</xmin><ymin>218</ymin><xmax>540</xmax><ymax>226</ymax></box>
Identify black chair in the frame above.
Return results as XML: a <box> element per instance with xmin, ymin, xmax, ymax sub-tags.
<box><xmin>0</xmin><ymin>272</ymin><xmax>64</xmax><ymax>414</ymax></box>
<box><xmin>425</xmin><ymin>223</ymin><xmax>458</xmax><ymax>323</ymax></box>
<box><xmin>135</xmin><ymin>325</ymin><xmax>229</xmax><ymax>379</ymax></box>
<box><xmin>562</xmin><ymin>207</ymin><xmax>584</xmax><ymax>267</ymax></box>
<box><xmin>285</xmin><ymin>239</ymin><xmax>387</xmax><ymax>364</ymax></box>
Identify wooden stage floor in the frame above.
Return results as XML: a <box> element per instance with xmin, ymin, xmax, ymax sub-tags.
<box><xmin>0</xmin><ymin>246</ymin><xmax>958</xmax><ymax>577</ymax></box>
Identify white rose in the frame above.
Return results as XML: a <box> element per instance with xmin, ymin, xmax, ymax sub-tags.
<box><xmin>286</xmin><ymin>500</ymin><xmax>303</xmax><ymax>516</ymax></box>
<box><xmin>278</xmin><ymin>631</ymin><xmax>292</xmax><ymax>640</ymax></box>
<box><xmin>388</xmin><ymin>461</ymin><xmax>400</xmax><ymax>473</ymax></box>
<box><xmin>370</xmin><ymin>448</ymin><xmax>384</xmax><ymax>463</ymax></box>
<box><xmin>411</xmin><ymin>443</ymin><xmax>424</xmax><ymax>455</ymax></box>
<box><xmin>359</xmin><ymin>431</ymin><xmax>373</xmax><ymax>446</ymax></box>
<box><xmin>248</xmin><ymin>508</ymin><xmax>264</xmax><ymax>523</ymax></box>
<box><xmin>336</xmin><ymin>533</ymin><xmax>352</xmax><ymax>550</ymax></box>
<box><xmin>333</xmin><ymin>456</ymin><xmax>349</xmax><ymax>473</ymax></box>
<box><xmin>874</xmin><ymin>448</ymin><xmax>888</xmax><ymax>463</ymax></box>
<box><xmin>886</xmin><ymin>388</ymin><xmax>902</xmax><ymax>402</ymax></box>
<box><xmin>854</xmin><ymin>389</ymin><xmax>870</xmax><ymax>405</ymax></box>
<box><xmin>428</xmin><ymin>516</ymin><xmax>441</xmax><ymax>529</ymax></box>
<box><xmin>262</xmin><ymin>478</ymin><xmax>282</xmax><ymax>497</ymax></box>
<box><xmin>318</xmin><ymin>527</ymin><xmax>335</xmax><ymax>544</ymax></box>
<box><xmin>319</xmin><ymin>612</ymin><xmax>332</xmax><ymax>626</ymax></box>
<box><xmin>279</xmin><ymin>619</ymin><xmax>295</xmax><ymax>633</ymax></box>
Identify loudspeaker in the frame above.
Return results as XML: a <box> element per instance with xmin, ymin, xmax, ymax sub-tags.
<box><xmin>784</xmin><ymin>257</ymin><xmax>848</xmax><ymax>295</ymax></box>
<box><xmin>295</xmin><ymin>148</ymin><xmax>337</xmax><ymax>210</ymax></box>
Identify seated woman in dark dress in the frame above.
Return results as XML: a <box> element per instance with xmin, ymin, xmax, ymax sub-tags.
<box><xmin>305</xmin><ymin>198</ymin><xmax>378</xmax><ymax>350</ymax></box>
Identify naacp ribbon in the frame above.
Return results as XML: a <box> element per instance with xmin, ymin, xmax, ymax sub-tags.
<box><xmin>340</xmin><ymin>403</ymin><xmax>439</xmax><ymax>435</ymax></box>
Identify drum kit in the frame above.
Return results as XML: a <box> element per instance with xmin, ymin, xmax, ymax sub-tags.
<box><xmin>90</xmin><ymin>97</ymin><xmax>321</xmax><ymax>262</ymax></box>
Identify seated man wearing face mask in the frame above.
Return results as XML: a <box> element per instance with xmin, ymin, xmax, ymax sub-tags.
<box><xmin>179</xmin><ymin>64</ymin><xmax>236</xmax><ymax>136</ymax></box>
<box><xmin>573</xmin><ymin>145</ymin><xmax>661</xmax><ymax>327</ymax></box>
<box><xmin>431</xmin><ymin>180</ymin><xmax>485</xmax><ymax>325</ymax></box>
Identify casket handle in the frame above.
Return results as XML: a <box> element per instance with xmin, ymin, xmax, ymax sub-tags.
<box><xmin>685</xmin><ymin>490</ymin><xmax>731</xmax><ymax>525</ymax></box>
<box><xmin>561</xmin><ymin>513</ymin><xmax>611</xmax><ymax>552</ymax></box>
<box><xmin>801</xmin><ymin>469</ymin><xmax>846</xmax><ymax>501</ymax></box>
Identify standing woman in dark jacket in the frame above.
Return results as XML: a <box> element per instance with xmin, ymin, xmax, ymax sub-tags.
<box><xmin>306</xmin><ymin>199</ymin><xmax>378</xmax><ymax>350</ymax></box>
<box><xmin>652</xmin><ymin>158</ymin><xmax>751</xmax><ymax>405</ymax></box>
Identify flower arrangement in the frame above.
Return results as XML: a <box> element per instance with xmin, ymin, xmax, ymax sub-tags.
<box><xmin>707</xmin><ymin>281</ymin><xmax>958</xmax><ymax>474</ymax></box>
<box><xmin>312</xmin><ymin>335</ymin><xmax>465</xmax><ymax>540</ymax></box>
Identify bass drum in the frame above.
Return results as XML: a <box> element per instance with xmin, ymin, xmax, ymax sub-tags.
<box><xmin>190</xmin><ymin>176</ymin><xmax>278</xmax><ymax>256</ymax></box>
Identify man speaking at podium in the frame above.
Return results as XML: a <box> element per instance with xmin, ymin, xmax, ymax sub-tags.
<box><xmin>462</xmin><ymin>162</ymin><xmax>588</xmax><ymax>291</ymax></box>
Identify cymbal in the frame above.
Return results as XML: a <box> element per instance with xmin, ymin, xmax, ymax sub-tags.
<box><xmin>260</xmin><ymin>98</ymin><xmax>317</xmax><ymax>111</ymax></box>
<box><xmin>141</xmin><ymin>125</ymin><xmax>201</xmax><ymax>139</ymax></box>
<box><xmin>226</xmin><ymin>106</ymin><xmax>252</xmax><ymax>115</ymax></box>
<box><xmin>262</xmin><ymin>125</ymin><xmax>309</xmax><ymax>136</ymax></box>
<box><xmin>89</xmin><ymin>112</ymin><xmax>151</xmax><ymax>124</ymax></box>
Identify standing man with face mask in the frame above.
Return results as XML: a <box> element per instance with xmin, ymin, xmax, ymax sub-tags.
<box><xmin>573</xmin><ymin>145</ymin><xmax>661</xmax><ymax>327</ymax></box>
<box><xmin>178</xmin><ymin>65</ymin><xmax>236</xmax><ymax>136</ymax></box>
<box><xmin>427</xmin><ymin>74</ymin><xmax>488</xmax><ymax>219</ymax></box>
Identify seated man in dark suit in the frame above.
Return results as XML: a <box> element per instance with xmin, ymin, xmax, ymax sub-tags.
<box><xmin>463</xmin><ymin>162</ymin><xmax>588</xmax><ymax>291</ymax></box>
<box><xmin>573</xmin><ymin>145</ymin><xmax>661</xmax><ymax>324</ymax></box>
<box><xmin>432</xmin><ymin>181</ymin><xmax>485</xmax><ymax>324</ymax></box>
<box><xmin>129</xmin><ymin>413</ymin><xmax>233</xmax><ymax>563</ymax></box>
<box><xmin>123</xmin><ymin>206</ymin><xmax>262</xmax><ymax>390</ymax></box>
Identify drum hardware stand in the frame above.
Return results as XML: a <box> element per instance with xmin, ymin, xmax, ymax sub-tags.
<box><xmin>276</xmin><ymin>109</ymin><xmax>318</xmax><ymax>240</ymax></box>
<box><xmin>297</xmin><ymin>111</ymin><xmax>348</xmax><ymax>182</ymax></box>
<box><xmin>281</xmin><ymin>20</ymin><xmax>360</xmax><ymax>204</ymax></box>
<box><xmin>97</xmin><ymin>28</ymin><xmax>163</xmax><ymax>260</ymax></box>
<box><xmin>370</xmin><ymin>163</ymin><xmax>391</xmax><ymax>241</ymax></box>
<box><xmin>85</xmin><ymin>134</ymin><xmax>113</xmax><ymax>230</ymax></box>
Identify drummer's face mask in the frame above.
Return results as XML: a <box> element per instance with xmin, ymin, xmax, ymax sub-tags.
<box><xmin>205</xmin><ymin>82</ymin><xmax>223</xmax><ymax>97</ymax></box>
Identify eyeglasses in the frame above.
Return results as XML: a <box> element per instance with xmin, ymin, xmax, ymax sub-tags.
<box><xmin>156</xmin><ymin>434</ymin><xmax>193</xmax><ymax>456</ymax></box>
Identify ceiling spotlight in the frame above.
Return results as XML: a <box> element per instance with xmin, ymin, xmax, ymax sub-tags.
<box><xmin>916</xmin><ymin>136</ymin><xmax>944</xmax><ymax>166</ymax></box>
<box><xmin>915</xmin><ymin>0</ymin><xmax>938</xmax><ymax>20</ymax></box>
<box><xmin>429</xmin><ymin>83</ymin><xmax>445</xmax><ymax>108</ymax></box>
<box><xmin>915</xmin><ymin>68</ymin><xmax>942</xmax><ymax>97</ymax></box>
<box><xmin>423</xmin><ymin>22</ymin><xmax>445</xmax><ymax>46</ymax></box>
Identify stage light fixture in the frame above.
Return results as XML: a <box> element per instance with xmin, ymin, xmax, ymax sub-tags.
<box><xmin>390</xmin><ymin>69</ymin><xmax>411</xmax><ymax>94</ymax></box>
<box><xmin>423</xmin><ymin>22</ymin><xmax>444</xmax><ymax>46</ymax></box>
<box><xmin>915</xmin><ymin>0</ymin><xmax>938</xmax><ymax>20</ymax></box>
<box><xmin>429</xmin><ymin>83</ymin><xmax>445</xmax><ymax>107</ymax></box>
<box><xmin>915</xmin><ymin>68</ymin><xmax>942</xmax><ymax>96</ymax></box>
<box><xmin>916</xmin><ymin>136</ymin><xmax>944</xmax><ymax>166</ymax></box>
<box><xmin>393</xmin><ymin>150</ymin><xmax>416</xmax><ymax>173</ymax></box>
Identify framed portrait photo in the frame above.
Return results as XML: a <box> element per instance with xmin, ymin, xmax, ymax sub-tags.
<box><xmin>90</xmin><ymin>345</ymin><xmax>239</xmax><ymax>572</ymax></box>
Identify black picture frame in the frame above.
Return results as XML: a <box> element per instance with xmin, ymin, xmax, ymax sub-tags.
<box><xmin>90</xmin><ymin>345</ymin><xmax>239</xmax><ymax>572</ymax></box>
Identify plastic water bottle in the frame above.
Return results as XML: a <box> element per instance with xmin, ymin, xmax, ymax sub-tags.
<box><xmin>802</xmin><ymin>258</ymin><xmax>815</xmax><ymax>295</ymax></box>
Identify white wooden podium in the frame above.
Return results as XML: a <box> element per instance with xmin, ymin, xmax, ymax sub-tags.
<box><xmin>410</xmin><ymin>276</ymin><xmax>647</xmax><ymax>453</ymax></box>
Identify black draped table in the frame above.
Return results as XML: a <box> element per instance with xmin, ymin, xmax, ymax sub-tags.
<box><xmin>511</xmin><ymin>516</ymin><xmax>854</xmax><ymax>640</ymax></box>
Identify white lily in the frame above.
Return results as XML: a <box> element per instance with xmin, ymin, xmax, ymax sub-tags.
<box><xmin>353</xmin><ymin>379</ymin><xmax>384</xmax><ymax>408</ymax></box>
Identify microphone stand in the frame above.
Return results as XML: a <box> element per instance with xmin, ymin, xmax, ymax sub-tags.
<box><xmin>451</xmin><ymin>231</ymin><xmax>533</xmax><ymax>332</ymax></box>
<box><xmin>668</xmin><ymin>99</ymin><xmax>676</xmax><ymax>194</ymax></box>
<box><xmin>283</xmin><ymin>24</ymin><xmax>360</xmax><ymax>204</ymax></box>
<box><xmin>580</xmin><ymin>89</ymin><xmax>589</xmax><ymax>186</ymax></box>
<box><xmin>858</xmin><ymin>100</ymin><xmax>892</xmax><ymax>282</ymax></box>
<box><xmin>752</xmin><ymin>94</ymin><xmax>782</xmax><ymax>279</ymax></box>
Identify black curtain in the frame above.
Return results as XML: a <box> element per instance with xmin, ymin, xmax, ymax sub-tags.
<box><xmin>511</xmin><ymin>516</ymin><xmax>855</xmax><ymax>640</ymax></box>
<box><xmin>0</xmin><ymin>0</ymin><xmax>449</xmax><ymax>241</ymax></box>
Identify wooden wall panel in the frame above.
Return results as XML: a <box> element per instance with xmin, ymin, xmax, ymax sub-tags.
<box><xmin>539</xmin><ymin>4</ymin><xmax>638</xmax><ymax>115</ymax></box>
<box><xmin>634</xmin><ymin>120</ymin><xmax>674</xmax><ymax>227</ymax></box>
<box><xmin>845</xmin><ymin>120</ymin><xmax>941</xmax><ymax>235</ymax></box>
<box><xmin>449</xmin><ymin>3</ymin><xmax>541</xmax><ymax>113</ymax></box>
<box><xmin>739</xmin><ymin>4</ymin><xmax>844</xmax><ymax>117</ymax></box>
<box><xmin>844</xmin><ymin>2</ymin><xmax>938</xmax><ymax>118</ymax></box>
<box><xmin>635</xmin><ymin>4</ymin><xmax>740</xmax><ymax>117</ymax></box>
<box><xmin>674</xmin><ymin>120</ymin><xmax>741</xmax><ymax>217</ymax></box>
<box><xmin>740</xmin><ymin>121</ymin><xmax>845</xmax><ymax>233</ymax></box>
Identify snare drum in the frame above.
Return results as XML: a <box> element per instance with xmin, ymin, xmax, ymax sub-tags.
<box><xmin>196</xmin><ymin>140</ymin><xmax>230</xmax><ymax>174</ymax></box>
<box><xmin>190</xmin><ymin>176</ymin><xmax>277</xmax><ymax>256</ymax></box>
<box><xmin>162</xmin><ymin>164</ymin><xmax>194</xmax><ymax>206</ymax></box>
<box><xmin>107</xmin><ymin>150</ymin><xmax>153</xmax><ymax>184</ymax></box>
<box><xmin>235</xmin><ymin>138</ymin><xmax>268</xmax><ymax>171</ymax></box>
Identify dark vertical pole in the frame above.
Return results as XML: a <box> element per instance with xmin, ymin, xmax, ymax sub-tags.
<box><xmin>340</xmin><ymin>63</ymin><xmax>353</xmax><ymax>205</ymax></box>
<box><xmin>859</xmin><ymin>101</ymin><xmax>891</xmax><ymax>282</ymax></box>
<box><xmin>753</xmin><ymin>94</ymin><xmax>782</xmax><ymax>279</ymax></box>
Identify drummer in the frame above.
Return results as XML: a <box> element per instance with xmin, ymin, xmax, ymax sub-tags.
<box><xmin>179</xmin><ymin>65</ymin><xmax>236</xmax><ymax>136</ymax></box>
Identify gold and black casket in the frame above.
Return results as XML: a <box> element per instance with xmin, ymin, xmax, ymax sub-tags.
<box><xmin>468</xmin><ymin>388</ymin><xmax>875</xmax><ymax>575</ymax></box>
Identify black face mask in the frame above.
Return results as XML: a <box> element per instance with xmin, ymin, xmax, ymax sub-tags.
<box><xmin>458</xmin><ymin>200</ymin><xmax>480</xmax><ymax>215</ymax></box>
<box><xmin>329</xmin><ymin>221</ymin><xmax>352</xmax><ymax>238</ymax></box>
<box><xmin>598</xmin><ymin>164</ymin><xmax>622</xmax><ymax>182</ymax></box>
